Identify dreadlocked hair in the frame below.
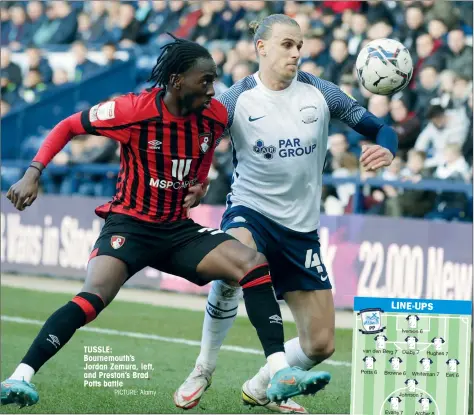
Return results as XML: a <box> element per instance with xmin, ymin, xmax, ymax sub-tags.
<box><xmin>148</xmin><ymin>33</ymin><xmax>213</xmax><ymax>88</ymax></box>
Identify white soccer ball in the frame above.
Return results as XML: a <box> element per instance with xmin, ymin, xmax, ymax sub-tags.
<box><xmin>356</xmin><ymin>38</ymin><xmax>413</xmax><ymax>96</ymax></box>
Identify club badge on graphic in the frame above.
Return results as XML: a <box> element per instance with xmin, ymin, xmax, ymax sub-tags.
<box><xmin>358</xmin><ymin>308</ymin><xmax>386</xmax><ymax>334</ymax></box>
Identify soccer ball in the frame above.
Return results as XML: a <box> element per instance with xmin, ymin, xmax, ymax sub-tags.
<box><xmin>355</xmin><ymin>38</ymin><xmax>413</xmax><ymax>96</ymax></box>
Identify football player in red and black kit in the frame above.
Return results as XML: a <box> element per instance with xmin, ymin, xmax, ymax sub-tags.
<box><xmin>1</xmin><ymin>36</ymin><xmax>329</xmax><ymax>409</ymax></box>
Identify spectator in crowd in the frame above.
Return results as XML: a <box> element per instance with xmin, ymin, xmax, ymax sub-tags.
<box><xmin>0</xmin><ymin>99</ymin><xmax>11</xmax><ymax>117</ymax></box>
<box><xmin>1</xmin><ymin>76</ymin><xmax>22</xmax><ymax>108</ymax></box>
<box><xmin>427</xmin><ymin>18</ymin><xmax>449</xmax><ymax>43</ymax></box>
<box><xmin>2</xmin><ymin>0</ymin><xmax>472</xmax><ymax>221</ymax></box>
<box><xmin>347</xmin><ymin>12</ymin><xmax>368</xmax><ymax>56</ymax></box>
<box><xmin>401</xmin><ymin>6</ymin><xmax>425</xmax><ymax>54</ymax></box>
<box><xmin>8</xmin><ymin>4</ymin><xmax>33</xmax><ymax>50</ymax></box>
<box><xmin>33</xmin><ymin>1</ymin><xmax>78</xmax><ymax>46</ymax></box>
<box><xmin>445</xmin><ymin>28</ymin><xmax>473</xmax><ymax>79</ymax></box>
<box><xmin>411</xmin><ymin>33</ymin><xmax>446</xmax><ymax>87</ymax></box>
<box><xmin>111</xmin><ymin>3</ymin><xmax>142</xmax><ymax>47</ymax></box>
<box><xmin>19</xmin><ymin>69</ymin><xmax>47</xmax><ymax>104</ymax></box>
<box><xmin>71</xmin><ymin>41</ymin><xmax>101</xmax><ymax>81</ymax></box>
<box><xmin>386</xmin><ymin>149</ymin><xmax>437</xmax><ymax>218</ymax></box>
<box><xmin>426</xmin><ymin>143</ymin><xmax>471</xmax><ymax>220</ymax></box>
<box><xmin>26</xmin><ymin>1</ymin><xmax>47</xmax><ymax>36</ymax></box>
<box><xmin>365</xmin><ymin>0</ymin><xmax>395</xmax><ymax>28</ymax></box>
<box><xmin>25</xmin><ymin>46</ymin><xmax>53</xmax><ymax>84</ymax></box>
<box><xmin>1</xmin><ymin>5</ymin><xmax>11</xmax><ymax>46</ymax></box>
<box><xmin>390</xmin><ymin>93</ymin><xmax>421</xmax><ymax>159</ymax></box>
<box><xmin>87</xmin><ymin>1</ymin><xmax>110</xmax><ymax>44</ymax></box>
<box><xmin>324</xmin><ymin>38</ymin><xmax>354</xmax><ymax>85</ymax></box>
<box><xmin>413</xmin><ymin>65</ymin><xmax>441</xmax><ymax>119</ymax></box>
<box><xmin>1</xmin><ymin>48</ymin><xmax>22</xmax><ymax>87</ymax></box>
<box><xmin>414</xmin><ymin>104</ymin><xmax>470</xmax><ymax>168</ymax></box>
<box><xmin>300</xmin><ymin>32</ymin><xmax>330</xmax><ymax>68</ymax></box>
<box><xmin>101</xmin><ymin>42</ymin><xmax>121</xmax><ymax>66</ymax></box>
<box><xmin>52</xmin><ymin>68</ymin><xmax>71</xmax><ymax>87</ymax></box>
<box><xmin>422</xmin><ymin>0</ymin><xmax>461</xmax><ymax>31</ymax></box>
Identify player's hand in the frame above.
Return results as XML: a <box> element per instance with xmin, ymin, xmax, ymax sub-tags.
<box><xmin>183</xmin><ymin>178</ymin><xmax>210</xmax><ymax>215</ymax></box>
<box><xmin>6</xmin><ymin>167</ymin><xmax>41</xmax><ymax>211</ymax></box>
<box><xmin>360</xmin><ymin>144</ymin><xmax>394</xmax><ymax>171</ymax></box>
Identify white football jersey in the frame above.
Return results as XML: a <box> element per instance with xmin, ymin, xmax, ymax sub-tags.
<box><xmin>432</xmin><ymin>337</ymin><xmax>445</xmax><ymax>351</ymax></box>
<box><xmin>447</xmin><ymin>358</ymin><xmax>460</xmax><ymax>372</ymax></box>
<box><xmin>217</xmin><ymin>71</ymin><xmax>366</xmax><ymax>232</ymax></box>
<box><xmin>405</xmin><ymin>336</ymin><xmax>418</xmax><ymax>350</ymax></box>
<box><xmin>405</xmin><ymin>379</ymin><xmax>418</xmax><ymax>392</ymax></box>
<box><xmin>375</xmin><ymin>335</ymin><xmax>387</xmax><ymax>349</ymax></box>
<box><xmin>389</xmin><ymin>357</ymin><xmax>402</xmax><ymax>371</ymax></box>
<box><xmin>363</xmin><ymin>356</ymin><xmax>375</xmax><ymax>369</ymax></box>
<box><xmin>389</xmin><ymin>396</ymin><xmax>401</xmax><ymax>410</ymax></box>
<box><xmin>419</xmin><ymin>397</ymin><xmax>432</xmax><ymax>411</ymax></box>
<box><xmin>420</xmin><ymin>358</ymin><xmax>433</xmax><ymax>371</ymax></box>
<box><xmin>406</xmin><ymin>315</ymin><xmax>419</xmax><ymax>328</ymax></box>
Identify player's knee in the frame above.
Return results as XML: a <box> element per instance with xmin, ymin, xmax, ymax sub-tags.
<box><xmin>71</xmin><ymin>292</ymin><xmax>106</xmax><ymax>326</ymax></box>
<box><xmin>238</xmin><ymin>250</ymin><xmax>268</xmax><ymax>279</ymax></box>
<box><xmin>302</xmin><ymin>329</ymin><xmax>335</xmax><ymax>361</ymax></box>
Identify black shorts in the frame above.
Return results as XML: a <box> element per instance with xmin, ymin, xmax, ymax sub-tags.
<box><xmin>92</xmin><ymin>213</ymin><xmax>234</xmax><ymax>285</ymax></box>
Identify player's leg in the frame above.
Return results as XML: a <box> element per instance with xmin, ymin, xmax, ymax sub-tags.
<box><xmin>1</xmin><ymin>255</ymin><xmax>129</xmax><ymax>408</ymax></box>
<box><xmin>245</xmin><ymin>230</ymin><xmax>334</xmax><ymax>404</ymax></box>
<box><xmin>196</xmin><ymin>240</ymin><xmax>331</xmax><ymax>402</ymax></box>
<box><xmin>284</xmin><ymin>289</ymin><xmax>335</xmax><ymax>365</ymax></box>
<box><xmin>1</xmin><ymin>214</ymin><xmax>148</xmax><ymax>408</ymax></box>
<box><xmin>174</xmin><ymin>227</ymin><xmax>251</xmax><ymax>409</ymax></box>
<box><xmin>165</xmin><ymin>223</ymin><xmax>330</xmax><ymax>404</ymax></box>
<box><xmin>196</xmin><ymin>227</ymin><xmax>254</xmax><ymax>372</ymax></box>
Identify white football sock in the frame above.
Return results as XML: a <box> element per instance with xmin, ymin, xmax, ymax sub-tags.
<box><xmin>195</xmin><ymin>280</ymin><xmax>241</xmax><ymax>373</ymax></box>
<box><xmin>249</xmin><ymin>337</ymin><xmax>317</xmax><ymax>394</ymax></box>
<box><xmin>10</xmin><ymin>363</ymin><xmax>35</xmax><ymax>382</ymax></box>
<box><xmin>266</xmin><ymin>351</ymin><xmax>289</xmax><ymax>377</ymax></box>
<box><xmin>284</xmin><ymin>337</ymin><xmax>319</xmax><ymax>370</ymax></box>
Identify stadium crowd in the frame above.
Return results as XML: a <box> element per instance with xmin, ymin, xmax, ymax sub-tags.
<box><xmin>1</xmin><ymin>0</ymin><xmax>473</xmax><ymax>221</ymax></box>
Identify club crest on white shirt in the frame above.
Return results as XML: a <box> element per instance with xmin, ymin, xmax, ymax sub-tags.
<box><xmin>300</xmin><ymin>105</ymin><xmax>318</xmax><ymax>124</ymax></box>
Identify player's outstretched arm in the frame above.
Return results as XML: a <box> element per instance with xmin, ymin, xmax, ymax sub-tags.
<box><xmin>6</xmin><ymin>113</ymin><xmax>87</xmax><ymax>211</ymax></box>
<box><xmin>300</xmin><ymin>73</ymin><xmax>398</xmax><ymax>171</ymax></box>
<box><xmin>354</xmin><ymin>113</ymin><xmax>398</xmax><ymax>171</ymax></box>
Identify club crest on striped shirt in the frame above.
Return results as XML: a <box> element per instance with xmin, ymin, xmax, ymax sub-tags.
<box><xmin>111</xmin><ymin>235</ymin><xmax>126</xmax><ymax>250</ymax></box>
<box><xmin>198</xmin><ymin>132</ymin><xmax>213</xmax><ymax>153</ymax></box>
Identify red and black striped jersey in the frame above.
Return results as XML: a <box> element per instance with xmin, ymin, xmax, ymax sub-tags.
<box><xmin>80</xmin><ymin>88</ymin><xmax>227</xmax><ymax>223</ymax></box>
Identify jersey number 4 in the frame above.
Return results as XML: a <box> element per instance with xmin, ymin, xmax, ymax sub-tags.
<box><xmin>305</xmin><ymin>249</ymin><xmax>324</xmax><ymax>273</ymax></box>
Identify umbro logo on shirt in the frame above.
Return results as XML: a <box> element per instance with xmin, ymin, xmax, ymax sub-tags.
<box><xmin>248</xmin><ymin>115</ymin><xmax>266</xmax><ymax>122</ymax></box>
<box><xmin>148</xmin><ymin>140</ymin><xmax>162</xmax><ymax>150</ymax></box>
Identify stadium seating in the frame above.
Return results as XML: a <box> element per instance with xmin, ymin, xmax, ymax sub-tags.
<box><xmin>1</xmin><ymin>0</ymin><xmax>472</xmax><ymax>221</ymax></box>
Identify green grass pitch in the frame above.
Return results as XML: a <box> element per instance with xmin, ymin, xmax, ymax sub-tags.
<box><xmin>1</xmin><ymin>286</ymin><xmax>353</xmax><ymax>414</ymax></box>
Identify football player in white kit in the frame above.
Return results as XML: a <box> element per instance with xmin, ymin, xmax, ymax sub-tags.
<box><xmin>174</xmin><ymin>14</ymin><xmax>397</xmax><ymax>413</ymax></box>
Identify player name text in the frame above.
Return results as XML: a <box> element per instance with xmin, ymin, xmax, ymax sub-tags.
<box><xmin>83</xmin><ymin>371</ymin><xmax>150</xmax><ymax>379</ymax></box>
<box><xmin>427</xmin><ymin>351</ymin><xmax>445</xmax><ymax>356</ymax></box>
<box><xmin>411</xmin><ymin>371</ymin><xmax>438</xmax><ymax>377</ymax></box>
<box><xmin>384</xmin><ymin>370</ymin><xmax>405</xmax><ymax>376</ymax></box>
<box><xmin>84</xmin><ymin>363</ymin><xmax>152</xmax><ymax>371</ymax></box>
